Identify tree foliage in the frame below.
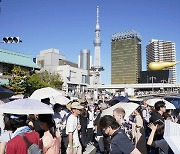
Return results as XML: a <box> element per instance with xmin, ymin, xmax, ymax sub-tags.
<box><xmin>6</xmin><ymin>66</ymin><xmax>63</xmax><ymax>96</ymax></box>
<box><xmin>6</xmin><ymin>66</ymin><xmax>28</xmax><ymax>94</ymax></box>
<box><xmin>38</xmin><ymin>71</ymin><xmax>63</xmax><ymax>89</ymax></box>
<box><xmin>25</xmin><ymin>70</ymin><xmax>63</xmax><ymax>96</ymax></box>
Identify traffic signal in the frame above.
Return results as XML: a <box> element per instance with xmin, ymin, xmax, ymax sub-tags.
<box><xmin>2</xmin><ymin>37</ymin><xmax>22</xmax><ymax>43</ymax></box>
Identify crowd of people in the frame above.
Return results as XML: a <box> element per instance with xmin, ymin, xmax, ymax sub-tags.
<box><xmin>0</xmin><ymin>95</ymin><xmax>179</xmax><ymax>154</ymax></box>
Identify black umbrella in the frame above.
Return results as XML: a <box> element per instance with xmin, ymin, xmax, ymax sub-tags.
<box><xmin>109</xmin><ymin>96</ymin><xmax>130</xmax><ymax>106</ymax></box>
<box><xmin>0</xmin><ymin>86</ymin><xmax>14</xmax><ymax>99</ymax></box>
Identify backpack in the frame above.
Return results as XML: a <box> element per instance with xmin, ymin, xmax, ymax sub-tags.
<box><xmin>19</xmin><ymin>134</ymin><xmax>42</xmax><ymax>154</ymax></box>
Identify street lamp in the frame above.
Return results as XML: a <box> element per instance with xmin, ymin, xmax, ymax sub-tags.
<box><xmin>149</xmin><ymin>76</ymin><xmax>156</xmax><ymax>92</ymax></box>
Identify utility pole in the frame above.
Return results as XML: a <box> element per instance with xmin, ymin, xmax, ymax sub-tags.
<box><xmin>149</xmin><ymin>76</ymin><xmax>156</xmax><ymax>92</ymax></box>
<box><xmin>161</xmin><ymin>79</ymin><xmax>167</xmax><ymax>93</ymax></box>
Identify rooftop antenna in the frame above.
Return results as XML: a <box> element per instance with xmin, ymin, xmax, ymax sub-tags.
<box><xmin>97</xmin><ymin>6</ymin><xmax>99</xmax><ymax>24</ymax></box>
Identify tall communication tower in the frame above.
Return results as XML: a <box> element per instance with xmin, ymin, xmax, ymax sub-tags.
<box><xmin>90</xmin><ymin>6</ymin><xmax>104</xmax><ymax>86</ymax></box>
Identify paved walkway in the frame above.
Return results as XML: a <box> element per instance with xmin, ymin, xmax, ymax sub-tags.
<box><xmin>83</xmin><ymin>144</ymin><xmax>96</xmax><ymax>154</ymax></box>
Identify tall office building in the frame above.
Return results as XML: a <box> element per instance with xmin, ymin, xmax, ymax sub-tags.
<box><xmin>111</xmin><ymin>30</ymin><xmax>142</xmax><ymax>84</ymax></box>
<box><xmin>146</xmin><ymin>39</ymin><xmax>176</xmax><ymax>83</ymax></box>
<box><xmin>79</xmin><ymin>49</ymin><xmax>90</xmax><ymax>70</ymax></box>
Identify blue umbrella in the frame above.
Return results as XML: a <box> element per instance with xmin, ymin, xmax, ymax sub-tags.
<box><xmin>0</xmin><ymin>86</ymin><xmax>14</xmax><ymax>99</ymax></box>
<box><xmin>109</xmin><ymin>96</ymin><xmax>129</xmax><ymax>106</ymax></box>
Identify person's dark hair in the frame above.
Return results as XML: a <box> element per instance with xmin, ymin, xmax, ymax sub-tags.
<box><xmin>10</xmin><ymin>114</ymin><xmax>28</xmax><ymax>129</ymax></box>
<box><xmin>154</xmin><ymin>101</ymin><xmax>165</xmax><ymax>111</ymax></box>
<box><xmin>98</xmin><ymin>100</ymin><xmax>103</xmax><ymax>104</ymax></box>
<box><xmin>41</xmin><ymin>98</ymin><xmax>50</xmax><ymax>105</ymax></box>
<box><xmin>136</xmin><ymin>106</ymin><xmax>143</xmax><ymax>119</ymax></box>
<box><xmin>38</xmin><ymin>114</ymin><xmax>56</xmax><ymax>138</ymax></box>
<box><xmin>53</xmin><ymin>103</ymin><xmax>62</xmax><ymax>113</ymax></box>
<box><xmin>80</xmin><ymin>108</ymin><xmax>88</xmax><ymax>118</ymax></box>
<box><xmin>3</xmin><ymin>114</ymin><xmax>15</xmax><ymax>131</ymax></box>
<box><xmin>163</xmin><ymin>112</ymin><xmax>172</xmax><ymax>120</ymax></box>
<box><xmin>154</xmin><ymin>119</ymin><xmax>165</xmax><ymax>135</ymax></box>
<box><xmin>99</xmin><ymin>115</ymin><xmax>119</xmax><ymax>130</ymax></box>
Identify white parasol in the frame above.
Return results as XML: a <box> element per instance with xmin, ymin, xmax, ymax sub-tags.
<box><xmin>30</xmin><ymin>87</ymin><xmax>63</xmax><ymax>101</ymax></box>
<box><xmin>101</xmin><ymin>102</ymin><xmax>139</xmax><ymax>120</ymax></box>
<box><xmin>146</xmin><ymin>98</ymin><xmax>175</xmax><ymax>109</ymax></box>
<box><xmin>50</xmin><ymin>95</ymin><xmax>70</xmax><ymax>105</ymax></box>
<box><xmin>164</xmin><ymin>120</ymin><xmax>180</xmax><ymax>154</ymax></box>
<box><xmin>0</xmin><ymin>98</ymin><xmax>53</xmax><ymax>114</ymax></box>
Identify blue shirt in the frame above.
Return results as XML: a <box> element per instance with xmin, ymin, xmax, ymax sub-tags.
<box><xmin>110</xmin><ymin>128</ymin><xmax>135</xmax><ymax>154</ymax></box>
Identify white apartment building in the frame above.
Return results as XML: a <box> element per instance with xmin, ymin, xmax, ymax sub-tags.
<box><xmin>36</xmin><ymin>49</ymin><xmax>89</xmax><ymax>95</ymax></box>
<box><xmin>146</xmin><ymin>39</ymin><xmax>176</xmax><ymax>83</ymax></box>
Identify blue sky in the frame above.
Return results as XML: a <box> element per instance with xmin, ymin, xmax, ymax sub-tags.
<box><xmin>0</xmin><ymin>0</ymin><xmax>180</xmax><ymax>84</ymax></box>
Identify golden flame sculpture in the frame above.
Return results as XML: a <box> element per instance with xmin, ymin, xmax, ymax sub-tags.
<box><xmin>148</xmin><ymin>62</ymin><xmax>179</xmax><ymax>71</ymax></box>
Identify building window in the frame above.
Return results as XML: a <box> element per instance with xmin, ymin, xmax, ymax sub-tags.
<box><xmin>82</xmin><ymin>75</ymin><xmax>87</xmax><ymax>83</ymax></box>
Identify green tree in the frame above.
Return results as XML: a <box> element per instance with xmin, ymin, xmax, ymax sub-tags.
<box><xmin>25</xmin><ymin>73</ymin><xmax>50</xmax><ymax>96</ymax></box>
<box><xmin>7</xmin><ymin>66</ymin><xmax>28</xmax><ymax>94</ymax></box>
<box><xmin>38</xmin><ymin>71</ymin><xmax>63</xmax><ymax>89</ymax></box>
<box><xmin>25</xmin><ymin>71</ymin><xmax>63</xmax><ymax>96</ymax></box>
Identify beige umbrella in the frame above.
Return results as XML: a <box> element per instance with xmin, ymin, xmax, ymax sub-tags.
<box><xmin>30</xmin><ymin>87</ymin><xmax>63</xmax><ymax>101</ymax></box>
<box><xmin>146</xmin><ymin>98</ymin><xmax>175</xmax><ymax>109</ymax></box>
<box><xmin>50</xmin><ymin>95</ymin><xmax>70</xmax><ymax>105</ymax></box>
<box><xmin>101</xmin><ymin>102</ymin><xmax>139</xmax><ymax>120</ymax></box>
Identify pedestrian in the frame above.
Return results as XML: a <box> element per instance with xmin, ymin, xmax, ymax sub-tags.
<box><xmin>86</xmin><ymin>104</ymin><xmax>95</xmax><ymax>145</ymax></box>
<box><xmin>79</xmin><ymin>104</ymin><xmax>88</xmax><ymax>152</ymax></box>
<box><xmin>94</xmin><ymin>103</ymin><xmax>107</xmax><ymax>153</ymax></box>
<box><xmin>53</xmin><ymin>104</ymin><xmax>63</xmax><ymax>134</ymax></box>
<box><xmin>6</xmin><ymin>114</ymin><xmax>40</xmax><ymax>154</ymax></box>
<box><xmin>150</xmin><ymin>101</ymin><xmax>166</xmax><ymax>124</ymax></box>
<box><xmin>113</xmin><ymin>107</ymin><xmax>133</xmax><ymax>142</ymax></box>
<box><xmin>99</xmin><ymin>115</ymin><xmax>141</xmax><ymax>154</ymax></box>
<box><xmin>0</xmin><ymin>114</ymin><xmax>15</xmax><ymax>154</ymax></box>
<box><xmin>66</xmin><ymin>102</ymin><xmax>83</xmax><ymax>154</ymax></box>
<box><xmin>147</xmin><ymin>121</ymin><xmax>173</xmax><ymax>154</ymax></box>
<box><xmin>38</xmin><ymin>114</ymin><xmax>61</xmax><ymax>154</ymax></box>
<box><xmin>131</xmin><ymin>107</ymin><xmax>147</xmax><ymax>154</ymax></box>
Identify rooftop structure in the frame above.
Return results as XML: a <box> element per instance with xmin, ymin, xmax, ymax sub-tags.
<box><xmin>112</xmin><ymin>30</ymin><xmax>141</xmax><ymax>41</ymax></box>
<box><xmin>0</xmin><ymin>49</ymin><xmax>40</xmax><ymax>85</ymax></box>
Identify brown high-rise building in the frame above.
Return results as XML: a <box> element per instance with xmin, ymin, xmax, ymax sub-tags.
<box><xmin>111</xmin><ymin>30</ymin><xmax>142</xmax><ymax>84</ymax></box>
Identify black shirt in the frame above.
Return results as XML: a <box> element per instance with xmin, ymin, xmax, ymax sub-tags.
<box><xmin>150</xmin><ymin>111</ymin><xmax>164</xmax><ymax>124</ymax></box>
<box><xmin>110</xmin><ymin>128</ymin><xmax>135</xmax><ymax>154</ymax></box>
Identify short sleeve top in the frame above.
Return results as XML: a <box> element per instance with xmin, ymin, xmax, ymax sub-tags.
<box><xmin>110</xmin><ymin>128</ymin><xmax>135</xmax><ymax>154</ymax></box>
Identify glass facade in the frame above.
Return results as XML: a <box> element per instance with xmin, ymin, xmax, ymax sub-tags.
<box><xmin>111</xmin><ymin>34</ymin><xmax>142</xmax><ymax>84</ymax></box>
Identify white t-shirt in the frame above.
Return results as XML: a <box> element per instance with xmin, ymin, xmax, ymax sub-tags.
<box><xmin>0</xmin><ymin>130</ymin><xmax>13</xmax><ymax>142</ymax></box>
<box><xmin>87</xmin><ymin>110</ymin><xmax>94</xmax><ymax>129</ymax></box>
<box><xmin>66</xmin><ymin>114</ymin><xmax>80</xmax><ymax>147</ymax></box>
<box><xmin>0</xmin><ymin>114</ymin><xmax>4</xmax><ymax>135</ymax></box>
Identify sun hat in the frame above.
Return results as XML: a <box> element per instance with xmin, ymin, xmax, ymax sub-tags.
<box><xmin>71</xmin><ymin>102</ymin><xmax>84</xmax><ymax>110</ymax></box>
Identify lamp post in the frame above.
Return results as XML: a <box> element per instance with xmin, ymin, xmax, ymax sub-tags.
<box><xmin>149</xmin><ymin>76</ymin><xmax>156</xmax><ymax>92</ymax></box>
<box><xmin>161</xmin><ymin>79</ymin><xmax>167</xmax><ymax>93</ymax></box>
